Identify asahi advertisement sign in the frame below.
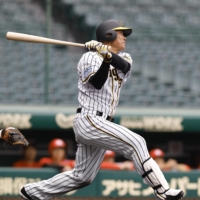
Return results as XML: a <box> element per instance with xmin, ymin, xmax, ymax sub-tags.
<box><xmin>0</xmin><ymin>113</ymin><xmax>32</xmax><ymax>129</ymax></box>
<box><xmin>0</xmin><ymin>110</ymin><xmax>199</xmax><ymax>132</ymax></box>
<box><xmin>55</xmin><ymin>113</ymin><xmax>75</xmax><ymax>129</ymax></box>
<box><xmin>0</xmin><ymin>170</ymin><xmax>200</xmax><ymax>197</ymax></box>
<box><xmin>120</xmin><ymin>116</ymin><xmax>184</xmax><ymax>132</ymax></box>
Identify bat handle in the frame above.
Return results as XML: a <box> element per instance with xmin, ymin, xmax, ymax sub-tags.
<box><xmin>107</xmin><ymin>46</ymin><xmax>112</xmax><ymax>59</ymax></box>
<box><xmin>107</xmin><ymin>53</ymin><xmax>112</xmax><ymax>59</ymax></box>
<box><xmin>107</xmin><ymin>46</ymin><xmax>112</xmax><ymax>52</ymax></box>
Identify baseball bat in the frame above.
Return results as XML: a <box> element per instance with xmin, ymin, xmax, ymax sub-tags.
<box><xmin>6</xmin><ymin>32</ymin><xmax>112</xmax><ymax>52</ymax></box>
<box><xmin>6</xmin><ymin>32</ymin><xmax>85</xmax><ymax>48</ymax></box>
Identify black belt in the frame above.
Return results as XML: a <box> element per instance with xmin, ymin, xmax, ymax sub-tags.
<box><xmin>76</xmin><ymin>108</ymin><xmax>114</xmax><ymax>122</ymax></box>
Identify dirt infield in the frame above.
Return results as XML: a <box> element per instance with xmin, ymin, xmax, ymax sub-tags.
<box><xmin>0</xmin><ymin>197</ymin><xmax>198</xmax><ymax>200</ymax></box>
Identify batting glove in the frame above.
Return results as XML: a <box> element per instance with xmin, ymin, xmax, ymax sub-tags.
<box><xmin>85</xmin><ymin>40</ymin><xmax>102</xmax><ymax>51</ymax></box>
<box><xmin>96</xmin><ymin>44</ymin><xmax>112</xmax><ymax>63</ymax></box>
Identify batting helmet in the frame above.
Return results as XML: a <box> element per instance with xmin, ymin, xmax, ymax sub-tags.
<box><xmin>48</xmin><ymin>138</ymin><xmax>66</xmax><ymax>155</ymax></box>
<box><xmin>104</xmin><ymin>150</ymin><xmax>115</xmax><ymax>158</ymax></box>
<box><xmin>150</xmin><ymin>148</ymin><xmax>165</xmax><ymax>159</ymax></box>
<box><xmin>96</xmin><ymin>19</ymin><xmax>132</xmax><ymax>42</ymax></box>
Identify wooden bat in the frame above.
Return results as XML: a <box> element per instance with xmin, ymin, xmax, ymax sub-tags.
<box><xmin>6</xmin><ymin>32</ymin><xmax>85</xmax><ymax>48</ymax></box>
<box><xmin>6</xmin><ymin>32</ymin><xmax>112</xmax><ymax>53</ymax></box>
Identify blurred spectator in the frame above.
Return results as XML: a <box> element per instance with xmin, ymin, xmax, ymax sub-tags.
<box><xmin>150</xmin><ymin>148</ymin><xmax>191</xmax><ymax>171</ymax></box>
<box><xmin>190</xmin><ymin>151</ymin><xmax>200</xmax><ymax>169</ymax></box>
<box><xmin>100</xmin><ymin>150</ymin><xmax>134</xmax><ymax>170</ymax></box>
<box><xmin>39</xmin><ymin>138</ymin><xmax>74</xmax><ymax>171</ymax></box>
<box><xmin>13</xmin><ymin>144</ymin><xmax>40</xmax><ymax>168</ymax></box>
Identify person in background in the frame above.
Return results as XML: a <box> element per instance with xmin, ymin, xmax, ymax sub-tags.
<box><xmin>190</xmin><ymin>151</ymin><xmax>200</xmax><ymax>169</ymax></box>
<box><xmin>38</xmin><ymin>138</ymin><xmax>74</xmax><ymax>171</ymax></box>
<box><xmin>100</xmin><ymin>150</ymin><xmax>134</xmax><ymax>170</ymax></box>
<box><xmin>13</xmin><ymin>144</ymin><xmax>39</xmax><ymax>168</ymax></box>
<box><xmin>150</xmin><ymin>148</ymin><xmax>191</xmax><ymax>172</ymax></box>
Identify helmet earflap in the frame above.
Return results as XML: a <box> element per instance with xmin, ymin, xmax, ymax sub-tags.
<box><xmin>103</xmin><ymin>30</ymin><xmax>117</xmax><ymax>41</ymax></box>
<box><xmin>97</xmin><ymin>30</ymin><xmax>117</xmax><ymax>42</ymax></box>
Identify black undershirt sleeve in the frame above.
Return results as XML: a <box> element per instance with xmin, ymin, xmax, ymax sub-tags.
<box><xmin>88</xmin><ymin>53</ymin><xmax>130</xmax><ymax>90</ymax></box>
<box><xmin>111</xmin><ymin>53</ymin><xmax>131</xmax><ymax>75</ymax></box>
<box><xmin>89</xmin><ymin>61</ymin><xmax>110</xmax><ymax>90</ymax></box>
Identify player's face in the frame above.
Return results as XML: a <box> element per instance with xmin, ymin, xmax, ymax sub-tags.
<box><xmin>110</xmin><ymin>31</ymin><xmax>126</xmax><ymax>52</ymax></box>
<box><xmin>104</xmin><ymin>31</ymin><xmax>126</xmax><ymax>53</ymax></box>
<box><xmin>24</xmin><ymin>146</ymin><xmax>37</xmax><ymax>161</ymax></box>
<box><xmin>116</xmin><ymin>31</ymin><xmax>126</xmax><ymax>49</ymax></box>
<box><xmin>52</xmin><ymin>148</ymin><xmax>66</xmax><ymax>162</ymax></box>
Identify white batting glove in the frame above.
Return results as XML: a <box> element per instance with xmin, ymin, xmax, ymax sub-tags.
<box><xmin>85</xmin><ymin>40</ymin><xmax>102</xmax><ymax>51</ymax></box>
<box><xmin>96</xmin><ymin>44</ymin><xmax>112</xmax><ymax>63</ymax></box>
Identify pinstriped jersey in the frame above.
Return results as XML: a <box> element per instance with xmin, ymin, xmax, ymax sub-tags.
<box><xmin>77</xmin><ymin>51</ymin><xmax>132</xmax><ymax>116</ymax></box>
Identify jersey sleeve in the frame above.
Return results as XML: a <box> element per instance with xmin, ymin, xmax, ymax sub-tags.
<box><xmin>116</xmin><ymin>52</ymin><xmax>132</xmax><ymax>83</ymax></box>
<box><xmin>77</xmin><ymin>52</ymin><xmax>102</xmax><ymax>84</ymax></box>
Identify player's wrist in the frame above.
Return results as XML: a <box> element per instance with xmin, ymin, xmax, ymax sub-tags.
<box><xmin>103</xmin><ymin>58</ymin><xmax>112</xmax><ymax>63</ymax></box>
<box><xmin>103</xmin><ymin>52</ymin><xmax>112</xmax><ymax>63</ymax></box>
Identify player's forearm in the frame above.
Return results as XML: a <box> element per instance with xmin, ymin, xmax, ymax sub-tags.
<box><xmin>111</xmin><ymin>53</ymin><xmax>130</xmax><ymax>74</ymax></box>
<box><xmin>89</xmin><ymin>61</ymin><xmax>110</xmax><ymax>90</ymax></box>
<box><xmin>0</xmin><ymin>129</ymin><xmax>2</xmax><ymax>138</ymax></box>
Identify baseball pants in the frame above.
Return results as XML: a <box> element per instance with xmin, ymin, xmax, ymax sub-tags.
<box><xmin>23</xmin><ymin>113</ymin><xmax>150</xmax><ymax>200</ymax></box>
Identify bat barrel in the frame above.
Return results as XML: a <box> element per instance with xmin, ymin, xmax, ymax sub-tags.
<box><xmin>6</xmin><ymin>32</ymin><xmax>85</xmax><ymax>47</ymax></box>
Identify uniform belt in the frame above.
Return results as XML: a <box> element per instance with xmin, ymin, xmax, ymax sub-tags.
<box><xmin>76</xmin><ymin>108</ymin><xmax>114</xmax><ymax>122</ymax></box>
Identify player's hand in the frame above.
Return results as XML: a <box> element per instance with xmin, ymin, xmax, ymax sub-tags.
<box><xmin>177</xmin><ymin>164</ymin><xmax>191</xmax><ymax>172</ymax></box>
<box><xmin>1</xmin><ymin>127</ymin><xmax>29</xmax><ymax>146</ymax></box>
<box><xmin>85</xmin><ymin>40</ymin><xmax>102</xmax><ymax>51</ymax></box>
<box><xmin>96</xmin><ymin>44</ymin><xmax>112</xmax><ymax>63</ymax></box>
<box><xmin>85</xmin><ymin>40</ymin><xmax>112</xmax><ymax>62</ymax></box>
<box><xmin>166</xmin><ymin>159</ymin><xmax>178</xmax><ymax>169</ymax></box>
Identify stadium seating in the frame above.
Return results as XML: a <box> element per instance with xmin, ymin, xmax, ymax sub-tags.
<box><xmin>0</xmin><ymin>0</ymin><xmax>200</xmax><ymax>107</ymax></box>
<box><xmin>0</xmin><ymin>0</ymin><xmax>81</xmax><ymax>105</ymax></box>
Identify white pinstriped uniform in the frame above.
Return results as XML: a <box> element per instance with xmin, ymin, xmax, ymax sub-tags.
<box><xmin>78</xmin><ymin>51</ymin><xmax>132</xmax><ymax>116</ymax></box>
<box><xmin>23</xmin><ymin>51</ymin><xmax>151</xmax><ymax>200</ymax></box>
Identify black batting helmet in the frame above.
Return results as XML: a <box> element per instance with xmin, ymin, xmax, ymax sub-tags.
<box><xmin>96</xmin><ymin>19</ymin><xmax>132</xmax><ymax>42</ymax></box>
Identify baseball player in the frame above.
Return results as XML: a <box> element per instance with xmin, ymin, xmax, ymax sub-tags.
<box><xmin>19</xmin><ymin>20</ymin><xmax>184</xmax><ymax>200</ymax></box>
<box><xmin>38</xmin><ymin>138</ymin><xmax>74</xmax><ymax>171</ymax></box>
<box><xmin>150</xmin><ymin>148</ymin><xmax>191</xmax><ymax>172</ymax></box>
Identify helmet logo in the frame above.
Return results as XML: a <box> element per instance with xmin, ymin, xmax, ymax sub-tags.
<box><xmin>118</xmin><ymin>21</ymin><xmax>124</xmax><ymax>27</ymax></box>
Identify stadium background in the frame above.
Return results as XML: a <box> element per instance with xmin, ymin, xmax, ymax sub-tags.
<box><xmin>0</xmin><ymin>0</ymin><xmax>200</xmax><ymax>199</ymax></box>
